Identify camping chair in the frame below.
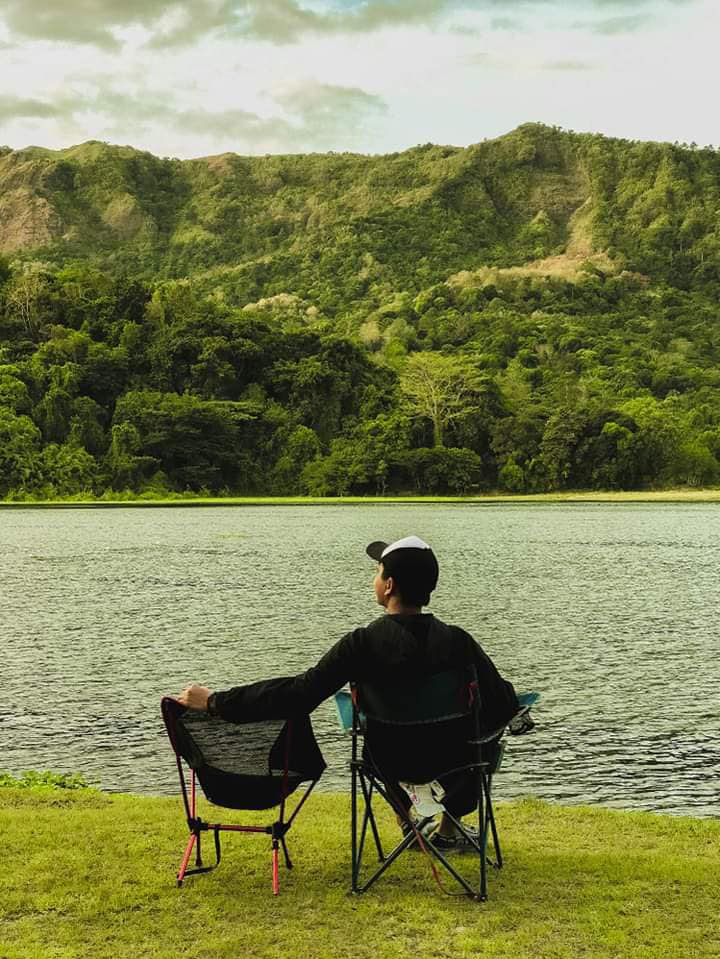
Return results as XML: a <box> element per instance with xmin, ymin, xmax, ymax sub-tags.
<box><xmin>347</xmin><ymin>670</ymin><xmax>535</xmax><ymax>901</ymax></box>
<box><xmin>161</xmin><ymin>697</ymin><xmax>326</xmax><ymax>895</ymax></box>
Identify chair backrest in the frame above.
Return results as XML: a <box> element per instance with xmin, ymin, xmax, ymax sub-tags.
<box><xmin>354</xmin><ymin>668</ymin><xmax>480</xmax><ymax>784</ymax></box>
<box><xmin>357</xmin><ymin>668</ymin><xmax>475</xmax><ymax>725</ymax></box>
<box><xmin>161</xmin><ymin>698</ymin><xmax>326</xmax><ymax>811</ymax></box>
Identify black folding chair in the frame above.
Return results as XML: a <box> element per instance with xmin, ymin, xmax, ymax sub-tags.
<box><xmin>161</xmin><ymin>698</ymin><xmax>326</xmax><ymax>895</ymax></box>
<box><xmin>349</xmin><ymin>669</ymin><xmax>533</xmax><ymax>901</ymax></box>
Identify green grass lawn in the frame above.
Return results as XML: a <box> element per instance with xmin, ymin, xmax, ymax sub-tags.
<box><xmin>1</xmin><ymin>786</ymin><xmax>718</xmax><ymax>959</ymax></box>
<box><xmin>3</xmin><ymin>489</ymin><xmax>720</xmax><ymax>508</ymax></box>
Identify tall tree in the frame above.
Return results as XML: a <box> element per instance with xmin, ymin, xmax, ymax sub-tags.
<box><xmin>399</xmin><ymin>352</ymin><xmax>486</xmax><ymax>447</ymax></box>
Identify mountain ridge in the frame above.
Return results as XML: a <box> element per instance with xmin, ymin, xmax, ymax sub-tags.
<box><xmin>2</xmin><ymin>122</ymin><xmax>717</xmax><ymax>305</ymax></box>
<box><xmin>0</xmin><ymin>124</ymin><xmax>615</xmax><ymax>279</ymax></box>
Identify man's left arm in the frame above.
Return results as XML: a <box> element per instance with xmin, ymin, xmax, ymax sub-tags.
<box><xmin>469</xmin><ymin>640</ymin><xmax>519</xmax><ymax>732</ymax></box>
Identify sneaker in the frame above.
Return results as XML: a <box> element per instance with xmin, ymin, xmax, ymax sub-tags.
<box><xmin>455</xmin><ymin>822</ymin><xmax>480</xmax><ymax>841</ymax></box>
<box><xmin>428</xmin><ymin>825</ymin><xmax>480</xmax><ymax>851</ymax></box>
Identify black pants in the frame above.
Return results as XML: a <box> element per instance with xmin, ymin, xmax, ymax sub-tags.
<box><xmin>365</xmin><ymin>724</ymin><xmax>498</xmax><ymax>819</ymax></box>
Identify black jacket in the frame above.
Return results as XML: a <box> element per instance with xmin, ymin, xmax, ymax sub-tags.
<box><xmin>213</xmin><ymin>613</ymin><xmax>517</xmax><ymax>733</ymax></box>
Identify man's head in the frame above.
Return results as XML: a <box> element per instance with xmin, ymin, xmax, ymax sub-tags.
<box><xmin>366</xmin><ymin>536</ymin><xmax>439</xmax><ymax>610</ymax></box>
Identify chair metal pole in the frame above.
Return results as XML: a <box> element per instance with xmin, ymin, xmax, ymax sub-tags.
<box><xmin>280</xmin><ymin>835</ymin><xmax>293</xmax><ymax>870</ymax></box>
<box><xmin>485</xmin><ymin>775</ymin><xmax>502</xmax><ymax>868</ymax></box>
<box><xmin>351</xmin><ymin>699</ymin><xmax>360</xmax><ymax>892</ymax></box>
<box><xmin>363</xmin><ymin>779</ymin><xmax>385</xmax><ymax>862</ymax></box>
<box><xmin>177</xmin><ymin>833</ymin><xmax>197</xmax><ymax>886</ymax></box>
<box><xmin>359</xmin><ymin>778</ymin><xmax>480</xmax><ymax>898</ymax></box>
<box><xmin>351</xmin><ymin>761</ymin><xmax>359</xmax><ymax>891</ymax></box>
<box><xmin>477</xmin><ymin>767</ymin><xmax>487</xmax><ymax>901</ymax></box>
<box><xmin>272</xmin><ymin>838</ymin><xmax>280</xmax><ymax>896</ymax></box>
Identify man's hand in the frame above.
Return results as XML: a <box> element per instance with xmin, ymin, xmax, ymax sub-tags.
<box><xmin>176</xmin><ymin>684</ymin><xmax>212</xmax><ymax>711</ymax></box>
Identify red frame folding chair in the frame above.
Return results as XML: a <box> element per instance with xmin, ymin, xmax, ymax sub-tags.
<box><xmin>161</xmin><ymin>697</ymin><xmax>325</xmax><ymax>895</ymax></box>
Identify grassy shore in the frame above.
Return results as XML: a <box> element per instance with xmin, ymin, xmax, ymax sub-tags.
<box><xmin>3</xmin><ymin>489</ymin><xmax>720</xmax><ymax>508</ymax></box>
<box><xmin>1</xmin><ymin>786</ymin><xmax>718</xmax><ymax>959</ymax></box>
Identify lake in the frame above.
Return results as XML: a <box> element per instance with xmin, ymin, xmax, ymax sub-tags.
<box><xmin>3</xmin><ymin>503</ymin><xmax>719</xmax><ymax>817</ymax></box>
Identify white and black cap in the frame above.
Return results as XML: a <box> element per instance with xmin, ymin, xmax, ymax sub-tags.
<box><xmin>366</xmin><ymin>535</ymin><xmax>439</xmax><ymax>605</ymax></box>
<box><xmin>366</xmin><ymin>535</ymin><xmax>433</xmax><ymax>562</ymax></box>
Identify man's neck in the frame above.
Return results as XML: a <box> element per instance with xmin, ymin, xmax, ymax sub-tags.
<box><xmin>385</xmin><ymin>597</ymin><xmax>423</xmax><ymax>616</ymax></box>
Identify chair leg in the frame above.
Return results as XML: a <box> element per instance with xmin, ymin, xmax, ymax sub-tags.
<box><xmin>355</xmin><ymin>778</ymin><xmax>479</xmax><ymax>898</ymax></box>
<box><xmin>272</xmin><ymin>839</ymin><xmax>280</xmax><ymax>896</ymax></box>
<box><xmin>281</xmin><ymin>835</ymin><xmax>293</xmax><ymax>870</ymax></box>
<box><xmin>421</xmin><ymin>835</ymin><xmax>484</xmax><ymax>899</ymax></box>
<box><xmin>477</xmin><ymin>770</ymin><xmax>488</xmax><ymax>901</ymax></box>
<box><xmin>214</xmin><ymin>826</ymin><xmax>222</xmax><ymax>867</ymax></box>
<box><xmin>364</xmin><ymin>780</ymin><xmax>385</xmax><ymax>862</ymax></box>
<box><xmin>357</xmin><ymin>775</ymin><xmax>385</xmax><ymax>869</ymax></box>
<box><xmin>176</xmin><ymin>822</ymin><xmax>222</xmax><ymax>887</ymax></box>
<box><xmin>358</xmin><ymin>813</ymin><xmax>481</xmax><ymax>899</ymax></box>
<box><xmin>485</xmin><ymin>776</ymin><xmax>502</xmax><ymax>869</ymax></box>
<box><xmin>355</xmin><ymin>827</ymin><xmax>419</xmax><ymax>893</ymax></box>
<box><xmin>177</xmin><ymin>833</ymin><xmax>197</xmax><ymax>887</ymax></box>
<box><xmin>357</xmin><ymin>804</ymin><xmax>370</xmax><ymax>870</ymax></box>
<box><xmin>351</xmin><ymin>762</ymin><xmax>360</xmax><ymax>892</ymax></box>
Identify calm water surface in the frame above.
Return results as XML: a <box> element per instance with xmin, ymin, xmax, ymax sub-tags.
<box><xmin>3</xmin><ymin>504</ymin><xmax>719</xmax><ymax>817</ymax></box>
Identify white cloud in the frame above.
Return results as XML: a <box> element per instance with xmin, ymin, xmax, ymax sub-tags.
<box><xmin>0</xmin><ymin>2</ymin><xmax>704</xmax><ymax>47</ymax></box>
<box><xmin>0</xmin><ymin>0</ymin><xmax>716</xmax><ymax>157</ymax></box>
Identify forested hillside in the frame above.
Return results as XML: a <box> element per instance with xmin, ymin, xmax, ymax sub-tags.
<box><xmin>2</xmin><ymin>123</ymin><xmax>720</xmax><ymax>497</ymax></box>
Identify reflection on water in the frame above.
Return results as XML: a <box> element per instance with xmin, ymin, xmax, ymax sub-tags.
<box><xmin>3</xmin><ymin>503</ymin><xmax>719</xmax><ymax>817</ymax></box>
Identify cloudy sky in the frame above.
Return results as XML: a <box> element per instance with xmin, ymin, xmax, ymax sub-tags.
<box><xmin>0</xmin><ymin>0</ymin><xmax>716</xmax><ymax>158</ymax></box>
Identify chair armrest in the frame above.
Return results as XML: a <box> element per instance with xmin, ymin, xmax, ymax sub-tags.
<box><xmin>334</xmin><ymin>689</ymin><xmax>354</xmax><ymax>733</ymax></box>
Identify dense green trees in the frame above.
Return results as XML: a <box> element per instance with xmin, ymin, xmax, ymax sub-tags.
<box><xmin>1</xmin><ymin>255</ymin><xmax>720</xmax><ymax>497</ymax></box>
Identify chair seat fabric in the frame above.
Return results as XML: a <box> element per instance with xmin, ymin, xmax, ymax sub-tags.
<box><xmin>196</xmin><ymin>769</ymin><xmax>307</xmax><ymax>811</ymax></box>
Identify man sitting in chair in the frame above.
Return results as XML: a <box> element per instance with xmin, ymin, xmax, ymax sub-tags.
<box><xmin>177</xmin><ymin>536</ymin><xmax>518</xmax><ymax>848</ymax></box>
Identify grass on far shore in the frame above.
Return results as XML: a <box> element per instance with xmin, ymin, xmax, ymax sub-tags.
<box><xmin>1</xmin><ymin>785</ymin><xmax>719</xmax><ymax>959</ymax></box>
<box><xmin>3</xmin><ymin>488</ymin><xmax>720</xmax><ymax>508</ymax></box>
